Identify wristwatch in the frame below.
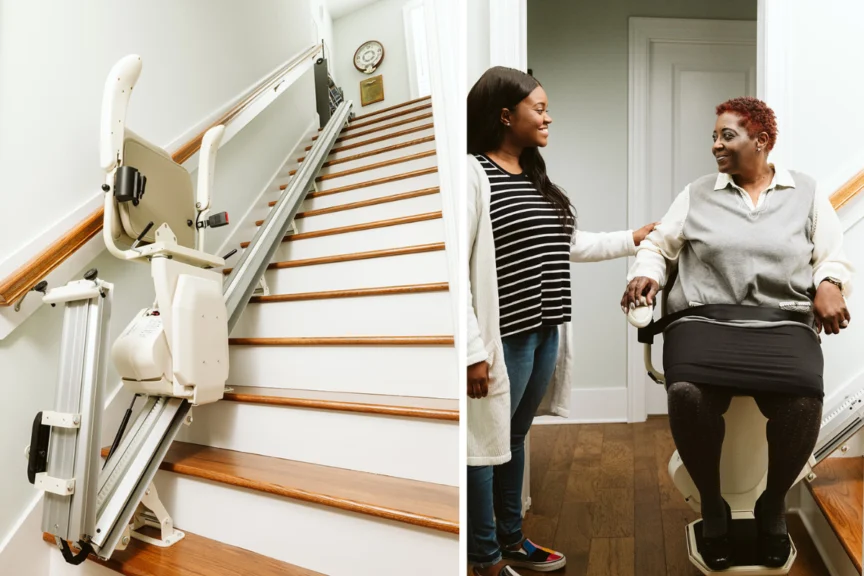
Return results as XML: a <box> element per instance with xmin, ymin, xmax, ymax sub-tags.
<box><xmin>821</xmin><ymin>277</ymin><xmax>844</xmax><ymax>292</ymax></box>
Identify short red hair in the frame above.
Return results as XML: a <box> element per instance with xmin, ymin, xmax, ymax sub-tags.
<box><xmin>715</xmin><ymin>97</ymin><xmax>778</xmax><ymax>152</ymax></box>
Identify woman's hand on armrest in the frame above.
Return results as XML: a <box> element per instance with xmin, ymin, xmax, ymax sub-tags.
<box><xmin>633</xmin><ymin>222</ymin><xmax>660</xmax><ymax>246</ymax></box>
<box><xmin>621</xmin><ymin>276</ymin><xmax>660</xmax><ymax>313</ymax></box>
<box><xmin>814</xmin><ymin>280</ymin><xmax>851</xmax><ymax>335</ymax></box>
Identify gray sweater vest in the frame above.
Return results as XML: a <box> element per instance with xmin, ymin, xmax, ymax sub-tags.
<box><xmin>667</xmin><ymin>172</ymin><xmax>817</xmax><ymax>321</ymax></box>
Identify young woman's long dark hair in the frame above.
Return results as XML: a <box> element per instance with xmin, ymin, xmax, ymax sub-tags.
<box><xmin>467</xmin><ymin>66</ymin><xmax>574</xmax><ymax>225</ymax></box>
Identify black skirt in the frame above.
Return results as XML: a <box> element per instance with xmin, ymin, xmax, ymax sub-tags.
<box><xmin>663</xmin><ymin>320</ymin><xmax>824</xmax><ymax>398</ymax></box>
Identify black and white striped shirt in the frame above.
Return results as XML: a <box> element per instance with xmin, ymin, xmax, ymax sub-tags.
<box><xmin>476</xmin><ymin>154</ymin><xmax>573</xmax><ymax>338</ymax></box>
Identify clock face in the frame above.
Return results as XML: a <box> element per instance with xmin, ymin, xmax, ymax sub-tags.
<box><xmin>354</xmin><ymin>41</ymin><xmax>384</xmax><ymax>73</ymax></box>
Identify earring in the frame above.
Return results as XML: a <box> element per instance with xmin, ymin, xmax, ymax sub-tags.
<box><xmin>757</xmin><ymin>147</ymin><xmax>762</xmax><ymax>152</ymax></box>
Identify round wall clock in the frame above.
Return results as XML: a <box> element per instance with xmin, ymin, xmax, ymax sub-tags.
<box><xmin>354</xmin><ymin>40</ymin><xmax>384</xmax><ymax>74</ymax></box>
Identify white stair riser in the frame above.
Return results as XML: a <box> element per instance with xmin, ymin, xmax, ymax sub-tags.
<box><xmin>304</xmin><ymin>172</ymin><xmax>439</xmax><ymax>211</ymax></box>
<box><xmin>342</xmin><ymin>110</ymin><xmax>432</xmax><ymax>135</ymax></box>
<box><xmin>318</xmin><ymin>139</ymin><xmax>437</xmax><ymax>176</ymax></box>
<box><xmin>295</xmin><ymin>193</ymin><xmax>442</xmax><ymax>233</ymax></box>
<box><xmin>273</xmin><ymin>219</ymin><xmax>444</xmax><ymax>261</ymax></box>
<box><xmin>264</xmin><ymin>250</ymin><xmax>448</xmax><ymax>293</ymax></box>
<box><xmin>227</xmin><ymin>345</ymin><xmax>458</xmax><ymax>398</ymax></box>
<box><xmin>152</xmin><ymin>473</ymin><xmax>459</xmax><ymax>576</ymax></box>
<box><xmin>348</xmin><ymin>107</ymin><xmax>432</xmax><ymax>132</ymax></box>
<box><xmin>231</xmin><ymin>292</ymin><xmax>453</xmax><ymax>337</ymax></box>
<box><xmin>335</xmin><ymin>116</ymin><xmax>433</xmax><ymax>145</ymax></box>
<box><xmin>178</xmin><ymin>402</ymin><xmax>458</xmax><ymax>485</ymax></box>
<box><xmin>327</xmin><ymin>127</ymin><xmax>434</xmax><ymax>161</ymax></box>
<box><xmin>315</xmin><ymin>154</ymin><xmax>437</xmax><ymax>191</ymax></box>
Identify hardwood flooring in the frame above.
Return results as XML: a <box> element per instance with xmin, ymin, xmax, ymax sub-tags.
<box><xmin>470</xmin><ymin>418</ymin><xmax>831</xmax><ymax>576</ymax></box>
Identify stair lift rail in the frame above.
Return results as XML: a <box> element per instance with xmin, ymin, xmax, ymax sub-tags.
<box><xmin>27</xmin><ymin>54</ymin><xmax>352</xmax><ymax>566</ymax></box>
<box><xmin>223</xmin><ymin>99</ymin><xmax>352</xmax><ymax>332</ymax></box>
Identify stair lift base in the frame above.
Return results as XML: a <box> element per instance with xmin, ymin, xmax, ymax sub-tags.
<box><xmin>686</xmin><ymin>517</ymin><xmax>797</xmax><ymax>575</ymax></box>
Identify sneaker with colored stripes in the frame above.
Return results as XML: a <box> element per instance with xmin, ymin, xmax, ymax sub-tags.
<box><xmin>501</xmin><ymin>538</ymin><xmax>566</xmax><ymax>572</ymax></box>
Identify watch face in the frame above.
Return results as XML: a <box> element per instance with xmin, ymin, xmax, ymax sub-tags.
<box><xmin>354</xmin><ymin>41</ymin><xmax>384</xmax><ymax>71</ymax></box>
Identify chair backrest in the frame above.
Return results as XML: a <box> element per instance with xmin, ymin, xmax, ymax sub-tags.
<box><xmin>114</xmin><ymin>131</ymin><xmax>196</xmax><ymax>249</ymax></box>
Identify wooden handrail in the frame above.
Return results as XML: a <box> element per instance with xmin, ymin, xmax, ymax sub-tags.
<box><xmin>830</xmin><ymin>168</ymin><xmax>864</xmax><ymax>211</ymax></box>
<box><xmin>0</xmin><ymin>44</ymin><xmax>322</xmax><ymax>308</ymax></box>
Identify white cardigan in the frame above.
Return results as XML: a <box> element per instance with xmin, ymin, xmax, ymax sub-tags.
<box><xmin>466</xmin><ymin>154</ymin><xmax>637</xmax><ymax>466</ymax></box>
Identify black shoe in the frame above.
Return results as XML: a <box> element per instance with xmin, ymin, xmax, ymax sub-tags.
<box><xmin>700</xmin><ymin>499</ymin><xmax>732</xmax><ymax>571</ymax></box>
<box><xmin>754</xmin><ymin>496</ymin><xmax>791</xmax><ymax>568</ymax></box>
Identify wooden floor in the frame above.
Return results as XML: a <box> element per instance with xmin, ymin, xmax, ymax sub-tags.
<box><xmin>507</xmin><ymin>419</ymin><xmax>830</xmax><ymax>576</ymax></box>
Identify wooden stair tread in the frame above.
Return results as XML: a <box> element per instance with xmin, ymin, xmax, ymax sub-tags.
<box><xmin>143</xmin><ymin>442</ymin><xmax>458</xmax><ymax>534</ymax></box>
<box><xmin>305</xmin><ymin>123</ymin><xmax>433</xmax><ymax>153</ymax></box>
<box><xmin>344</xmin><ymin>103</ymin><xmax>432</xmax><ymax>130</ymax></box>
<box><xmin>351</xmin><ymin>95</ymin><xmax>430</xmax><ymax>122</ymax></box>
<box><xmin>312</xmin><ymin>112</ymin><xmax>432</xmax><ymax>144</ymax></box>
<box><xmin>42</xmin><ymin>528</ymin><xmax>322</xmax><ymax>576</ymax></box>
<box><xmin>283</xmin><ymin>187</ymin><xmax>439</xmax><ymax>218</ymax></box>
<box><xmin>247</xmin><ymin>211</ymin><xmax>441</xmax><ymax>247</ymax></box>
<box><xmin>281</xmin><ymin>166</ymin><xmax>436</xmax><ymax>194</ymax></box>
<box><xmin>297</xmin><ymin>135</ymin><xmax>435</xmax><ymax>166</ymax></box>
<box><xmin>253</xmin><ymin>212</ymin><xmax>442</xmax><ymax>243</ymax></box>
<box><xmin>221</xmin><ymin>242</ymin><xmax>445</xmax><ymax>274</ymax></box>
<box><xmin>289</xmin><ymin>149</ymin><xmax>435</xmax><ymax>180</ymax></box>
<box><xmin>229</xmin><ymin>335</ymin><xmax>454</xmax><ymax>346</ymax></box>
<box><xmin>249</xmin><ymin>281</ymin><xmax>448</xmax><ymax>302</ymax></box>
<box><xmin>806</xmin><ymin>456</ymin><xmax>863</xmax><ymax>572</ymax></box>
<box><xmin>223</xmin><ymin>386</ymin><xmax>458</xmax><ymax>421</ymax></box>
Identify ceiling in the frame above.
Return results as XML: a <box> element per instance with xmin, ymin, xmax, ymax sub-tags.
<box><xmin>324</xmin><ymin>0</ymin><xmax>381</xmax><ymax>20</ymax></box>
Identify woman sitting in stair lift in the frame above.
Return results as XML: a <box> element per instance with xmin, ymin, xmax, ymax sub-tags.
<box><xmin>465</xmin><ymin>66</ymin><xmax>657</xmax><ymax>576</ymax></box>
<box><xmin>622</xmin><ymin>97</ymin><xmax>854</xmax><ymax>570</ymax></box>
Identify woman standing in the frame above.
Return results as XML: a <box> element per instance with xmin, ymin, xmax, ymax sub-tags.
<box><xmin>466</xmin><ymin>66</ymin><xmax>656</xmax><ymax>576</ymax></box>
<box><xmin>622</xmin><ymin>96</ymin><xmax>853</xmax><ymax>569</ymax></box>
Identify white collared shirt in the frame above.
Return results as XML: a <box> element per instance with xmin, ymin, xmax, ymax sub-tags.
<box><xmin>627</xmin><ymin>166</ymin><xmax>855</xmax><ymax>296</ymax></box>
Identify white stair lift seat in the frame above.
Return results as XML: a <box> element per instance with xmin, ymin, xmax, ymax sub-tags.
<box><xmin>627</xmin><ymin>264</ymin><xmax>799</xmax><ymax>574</ymax></box>
<box><xmin>101</xmin><ymin>55</ymin><xmax>229</xmax><ymax>406</ymax></box>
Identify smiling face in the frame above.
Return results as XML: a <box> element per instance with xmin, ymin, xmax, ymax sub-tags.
<box><xmin>712</xmin><ymin>111</ymin><xmax>768</xmax><ymax>174</ymax></box>
<box><xmin>502</xmin><ymin>86</ymin><xmax>551</xmax><ymax>148</ymax></box>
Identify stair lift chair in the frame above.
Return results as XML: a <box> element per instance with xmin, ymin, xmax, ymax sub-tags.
<box><xmin>27</xmin><ymin>54</ymin><xmax>232</xmax><ymax>565</ymax></box>
<box><xmin>628</xmin><ymin>262</ymin><xmax>806</xmax><ymax>575</ymax></box>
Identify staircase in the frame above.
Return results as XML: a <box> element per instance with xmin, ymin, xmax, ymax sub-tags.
<box><xmin>51</xmin><ymin>95</ymin><xmax>458</xmax><ymax>576</ymax></box>
<box><xmin>804</xmin><ymin>456</ymin><xmax>863</xmax><ymax>574</ymax></box>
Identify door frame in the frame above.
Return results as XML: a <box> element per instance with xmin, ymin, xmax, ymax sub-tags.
<box><xmin>626</xmin><ymin>17</ymin><xmax>758</xmax><ymax>422</ymax></box>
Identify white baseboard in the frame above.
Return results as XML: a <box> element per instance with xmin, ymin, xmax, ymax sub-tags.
<box><xmin>793</xmin><ymin>483</ymin><xmax>859</xmax><ymax>576</ymax></box>
<box><xmin>534</xmin><ymin>386</ymin><xmax>628</xmax><ymax>424</ymax></box>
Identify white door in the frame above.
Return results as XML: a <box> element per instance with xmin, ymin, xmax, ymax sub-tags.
<box><xmin>630</xmin><ymin>19</ymin><xmax>756</xmax><ymax>416</ymax></box>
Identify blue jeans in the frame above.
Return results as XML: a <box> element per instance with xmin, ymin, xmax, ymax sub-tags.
<box><xmin>467</xmin><ymin>326</ymin><xmax>560</xmax><ymax>566</ymax></box>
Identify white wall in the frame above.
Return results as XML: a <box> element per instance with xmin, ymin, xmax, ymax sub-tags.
<box><xmin>466</xmin><ymin>0</ymin><xmax>490</xmax><ymax>88</ymax></box>
<box><xmin>310</xmin><ymin>0</ymin><xmax>338</xmax><ymax>79</ymax></box>
<box><xmin>527</xmin><ymin>0</ymin><xmax>756</xmax><ymax>396</ymax></box>
<box><xmin>0</xmin><ymin>1</ymin><xmax>319</xmax><ymax>566</ymax></box>
<box><xmin>0</xmin><ymin>0</ymin><xmax>318</xmax><ymax>268</ymax></box>
<box><xmin>333</xmin><ymin>0</ymin><xmax>415</xmax><ymax>113</ymax></box>
<box><xmin>761</xmin><ymin>0</ymin><xmax>864</xmax><ymax>401</ymax></box>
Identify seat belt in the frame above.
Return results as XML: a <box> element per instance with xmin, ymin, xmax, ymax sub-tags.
<box><xmin>637</xmin><ymin>304</ymin><xmax>813</xmax><ymax>344</ymax></box>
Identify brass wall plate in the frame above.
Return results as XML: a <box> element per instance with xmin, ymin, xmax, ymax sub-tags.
<box><xmin>360</xmin><ymin>75</ymin><xmax>385</xmax><ymax>107</ymax></box>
